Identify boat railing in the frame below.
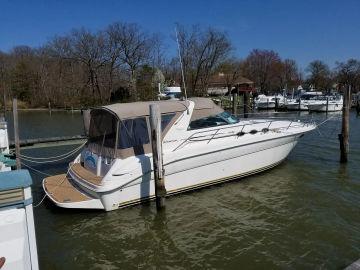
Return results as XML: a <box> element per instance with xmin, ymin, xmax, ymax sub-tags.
<box><xmin>173</xmin><ymin>118</ymin><xmax>313</xmax><ymax>151</ymax></box>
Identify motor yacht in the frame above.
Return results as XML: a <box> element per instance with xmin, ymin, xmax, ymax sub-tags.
<box><xmin>255</xmin><ymin>94</ymin><xmax>285</xmax><ymax>109</ymax></box>
<box><xmin>307</xmin><ymin>95</ymin><xmax>343</xmax><ymax>112</ymax></box>
<box><xmin>286</xmin><ymin>92</ymin><xmax>323</xmax><ymax>111</ymax></box>
<box><xmin>43</xmin><ymin>98</ymin><xmax>315</xmax><ymax>211</ymax></box>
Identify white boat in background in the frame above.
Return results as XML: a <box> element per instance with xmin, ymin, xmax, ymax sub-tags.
<box><xmin>0</xmin><ymin>119</ymin><xmax>16</xmax><ymax>171</ymax></box>
<box><xmin>307</xmin><ymin>95</ymin><xmax>343</xmax><ymax>112</ymax></box>
<box><xmin>255</xmin><ymin>94</ymin><xmax>285</xmax><ymax>109</ymax></box>
<box><xmin>0</xmin><ymin>170</ymin><xmax>39</xmax><ymax>270</ymax></box>
<box><xmin>43</xmin><ymin>98</ymin><xmax>315</xmax><ymax>211</ymax></box>
<box><xmin>158</xmin><ymin>86</ymin><xmax>183</xmax><ymax>100</ymax></box>
<box><xmin>286</xmin><ymin>91</ymin><xmax>323</xmax><ymax>111</ymax></box>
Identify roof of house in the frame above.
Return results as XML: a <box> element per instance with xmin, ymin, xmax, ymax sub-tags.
<box><xmin>208</xmin><ymin>73</ymin><xmax>254</xmax><ymax>86</ymax></box>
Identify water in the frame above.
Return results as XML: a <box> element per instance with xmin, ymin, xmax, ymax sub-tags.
<box><xmin>10</xmin><ymin>110</ymin><xmax>360</xmax><ymax>269</ymax></box>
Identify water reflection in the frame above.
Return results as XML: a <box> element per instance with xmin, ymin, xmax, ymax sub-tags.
<box><xmin>18</xmin><ymin>110</ymin><xmax>360</xmax><ymax>269</ymax></box>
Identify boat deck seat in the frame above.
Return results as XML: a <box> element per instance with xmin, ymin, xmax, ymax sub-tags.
<box><xmin>43</xmin><ymin>174</ymin><xmax>91</xmax><ymax>203</ymax></box>
<box><xmin>70</xmin><ymin>163</ymin><xmax>103</xmax><ymax>186</ymax></box>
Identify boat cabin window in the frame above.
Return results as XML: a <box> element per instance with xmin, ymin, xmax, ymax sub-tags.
<box><xmin>118</xmin><ymin>117</ymin><xmax>149</xmax><ymax>149</ymax></box>
<box><xmin>188</xmin><ymin>111</ymin><xmax>238</xmax><ymax>130</ymax></box>
<box><xmin>89</xmin><ymin>110</ymin><xmax>117</xmax><ymax>148</ymax></box>
<box><xmin>161</xmin><ymin>113</ymin><xmax>175</xmax><ymax>131</ymax></box>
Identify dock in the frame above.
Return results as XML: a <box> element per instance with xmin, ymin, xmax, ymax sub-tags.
<box><xmin>9</xmin><ymin>135</ymin><xmax>87</xmax><ymax>150</ymax></box>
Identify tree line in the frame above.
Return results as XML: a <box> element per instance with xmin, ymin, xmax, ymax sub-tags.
<box><xmin>0</xmin><ymin>22</ymin><xmax>359</xmax><ymax>108</ymax></box>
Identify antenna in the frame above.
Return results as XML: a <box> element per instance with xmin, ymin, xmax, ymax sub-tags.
<box><xmin>175</xmin><ymin>26</ymin><xmax>188</xmax><ymax>100</ymax></box>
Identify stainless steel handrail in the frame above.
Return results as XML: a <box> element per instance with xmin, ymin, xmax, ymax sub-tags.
<box><xmin>172</xmin><ymin>118</ymin><xmax>312</xmax><ymax>152</ymax></box>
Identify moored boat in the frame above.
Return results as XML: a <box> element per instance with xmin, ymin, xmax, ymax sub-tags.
<box><xmin>0</xmin><ymin>170</ymin><xmax>39</xmax><ymax>270</ymax></box>
<box><xmin>43</xmin><ymin>98</ymin><xmax>316</xmax><ymax>211</ymax></box>
<box><xmin>307</xmin><ymin>95</ymin><xmax>343</xmax><ymax>112</ymax></box>
<box><xmin>255</xmin><ymin>94</ymin><xmax>285</xmax><ymax>109</ymax></box>
<box><xmin>285</xmin><ymin>91</ymin><xmax>323</xmax><ymax>111</ymax></box>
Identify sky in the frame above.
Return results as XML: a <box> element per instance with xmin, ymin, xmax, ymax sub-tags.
<box><xmin>1</xmin><ymin>0</ymin><xmax>359</xmax><ymax>70</ymax></box>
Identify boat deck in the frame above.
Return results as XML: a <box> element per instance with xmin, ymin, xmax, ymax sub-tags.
<box><xmin>43</xmin><ymin>174</ymin><xmax>91</xmax><ymax>203</ymax></box>
<box><xmin>70</xmin><ymin>163</ymin><xmax>103</xmax><ymax>186</ymax></box>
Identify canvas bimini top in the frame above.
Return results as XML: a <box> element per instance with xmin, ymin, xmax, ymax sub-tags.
<box><xmin>102</xmin><ymin>100</ymin><xmax>190</xmax><ymax>119</ymax></box>
<box><xmin>86</xmin><ymin>98</ymin><xmax>224</xmax><ymax>159</ymax></box>
<box><xmin>101</xmin><ymin>98</ymin><xmax>223</xmax><ymax>120</ymax></box>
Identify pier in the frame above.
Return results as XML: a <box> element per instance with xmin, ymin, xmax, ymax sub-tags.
<box><xmin>9</xmin><ymin>135</ymin><xmax>86</xmax><ymax>149</ymax></box>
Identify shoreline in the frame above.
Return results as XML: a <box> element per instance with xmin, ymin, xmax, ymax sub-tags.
<box><xmin>3</xmin><ymin>108</ymin><xmax>83</xmax><ymax>112</ymax></box>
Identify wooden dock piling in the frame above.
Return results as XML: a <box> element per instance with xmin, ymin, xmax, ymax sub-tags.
<box><xmin>48</xmin><ymin>101</ymin><xmax>52</xmax><ymax>115</ymax></box>
<box><xmin>326</xmin><ymin>96</ymin><xmax>329</xmax><ymax>114</ymax></box>
<box><xmin>339</xmin><ymin>85</ymin><xmax>351</xmax><ymax>163</ymax></box>
<box><xmin>243</xmin><ymin>92</ymin><xmax>249</xmax><ymax>118</ymax></box>
<box><xmin>149</xmin><ymin>104</ymin><xmax>166</xmax><ymax>209</ymax></box>
<box><xmin>232</xmin><ymin>92</ymin><xmax>238</xmax><ymax>116</ymax></box>
<box><xmin>3</xmin><ymin>91</ymin><xmax>6</xmax><ymax>118</ymax></box>
<box><xmin>12</xmin><ymin>98</ymin><xmax>21</xmax><ymax>169</ymax></box>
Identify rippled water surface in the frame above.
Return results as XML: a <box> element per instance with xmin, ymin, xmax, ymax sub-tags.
<box><xmin>8</xmin><ymin>110</ymin><xmax>360</xmax><ymax>269</ymax></box>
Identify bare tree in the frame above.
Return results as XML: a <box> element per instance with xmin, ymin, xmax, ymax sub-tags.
<box><xmin>306</xmin><ymin>60</ymin><xmax>332</xmax><ymax>90</ymax></box>
<box><xmin>65</xmin><ymin>28</ymin><xmax>107</xmax><ymax>103</ymax></box>
<box><xmin>242</xmin><ymin>49</ymin><xmax>281</xmax><ymax>93</ymax></box>
<box><xmin>277</xmin><ymin>59</ymin><xmax>300</xmax><ymax>90</ymax></box>
<box><xmin>177</xmin><ymin>24</ymin><xmax>232</xmax><ymax>96</ymax></box>
<box><xmin>106</xmin><ymin>22</ymin><xmax>152</xmax><ymax>100</ymax></box>
<box><xmin>335</xmin><ymin>59</ymin><xmax>360</xmax><ymax>91</ymax></box>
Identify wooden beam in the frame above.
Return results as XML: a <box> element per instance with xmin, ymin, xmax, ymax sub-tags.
<box><xmin>13</xmin><ymin>98</ymin><xmax>21</xmax><ymax>169</ymax></box>
<box><xmin>9</xmin><ymin>135</ymin><xmax>87</xmax><ymax>148</ymax></box>
<box><xmin>243</xmin><ymin>91</ymin><xmax>249</xmax><ymax>118</ymax></box>
<box><xmin>149</xmin><ymin>104</ymin><xmax>166</xmax><ymax>209</ymax></box>
<box><xmin>339</xmin><ymin>85</ymin><xmax>351</xmax><ymax>163</ymax></box>
<box><xmin>232</xmin><ymin>92</ymin><xmax>238</xmax><ymax>115</ymax></box>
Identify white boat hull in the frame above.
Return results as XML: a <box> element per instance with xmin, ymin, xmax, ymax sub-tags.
<box><xmin>100</xmin><ymin>134</ymin><xmax>297</xmax><ymax>211</ymax></box>
<box><xmin>286</xmin><ymin>103</ymin><xmax>308</xmax><ymax>111</ymax></box>
<box><xmin>43</xmin><ymin>99</ymin><xmax>316</xmax><ymax>212</ymax></box>
<box><xmin>307</xmin><ymin>103</ymin><xmax>343</xmax><ymax>112</ymax></box>
<box><xmin>75</xmin><ymin>134</ymin><xmax>301</xmax><ymax>211</ymax></box>
<box><xmin>257</xmin><ymin>102</ymin><xmax>276</xmax><ymax>109</ymax></box>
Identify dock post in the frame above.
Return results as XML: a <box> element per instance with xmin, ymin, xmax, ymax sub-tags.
<box><xmin>298</xmin><ymin>97</ymin><xmax>301</xmax><ymax>111</ymax></box>
<box><xmin>275</xmin><ymin>97</ymin><xmax>279</xmax><ymax>112</ymax></box>
<box><xmin>13</xmin><ymin>98</ymin><xmax>21</xmax><ymax>169</ymax></box>
<box><xmin>232</xmin><ymin>92</ymin><xmax>238</xmax><ymax>116</ymax></box>
<box><xmin>149</xmin><ymin>104</ymin><xmax>166</xmax><ymax>209</ymax></box>
<box><xmin>339</xmin><ymin>85</ymin><xmax>351</xmax><ymax>163</ymax></box>
<box><xmin>48</xmin><ymin>101</ymin><xmax>52</xmax><ymax>115</ymax></box>
<box><xmin>3</xmin><ymin>90</ymin><xmax>6</xmax><ymax>119</ymax></box>
<box><xmin>243</xmin><ymin>92</ymin><xmax>249</xmax><ymax>118</ymax></box>
<box><xmin>326</xmin><ymin>96</ymin><xmax>329</xmax><ymax>114</ymax></box>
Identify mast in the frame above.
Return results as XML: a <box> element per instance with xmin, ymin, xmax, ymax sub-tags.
<box><xmin>175</xmin><ymin>27</ymin><xmax>188</xmax><ymax>100</ymax></box>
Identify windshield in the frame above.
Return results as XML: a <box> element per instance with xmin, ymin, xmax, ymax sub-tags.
<box><xmin>188</xmin><ymin>111</ymin><xmax>239</xmax><ymax>130</ymax></box>
<box><xmin>219</xmin><ymin>111</ymin><xmax>239</xmax><ymax>124</ymax></box>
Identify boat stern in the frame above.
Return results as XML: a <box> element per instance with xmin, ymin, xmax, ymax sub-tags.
<box><xmin>43</xmin><ymin>174</ymin><xmax>104</xmax><ymax>210</ymax></box>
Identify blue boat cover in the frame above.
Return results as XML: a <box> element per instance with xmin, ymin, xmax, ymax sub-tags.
<box><xmin>0</xmin><ymin>170</ymin><xmax>32</xmax><ymax>191</ymax></box>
